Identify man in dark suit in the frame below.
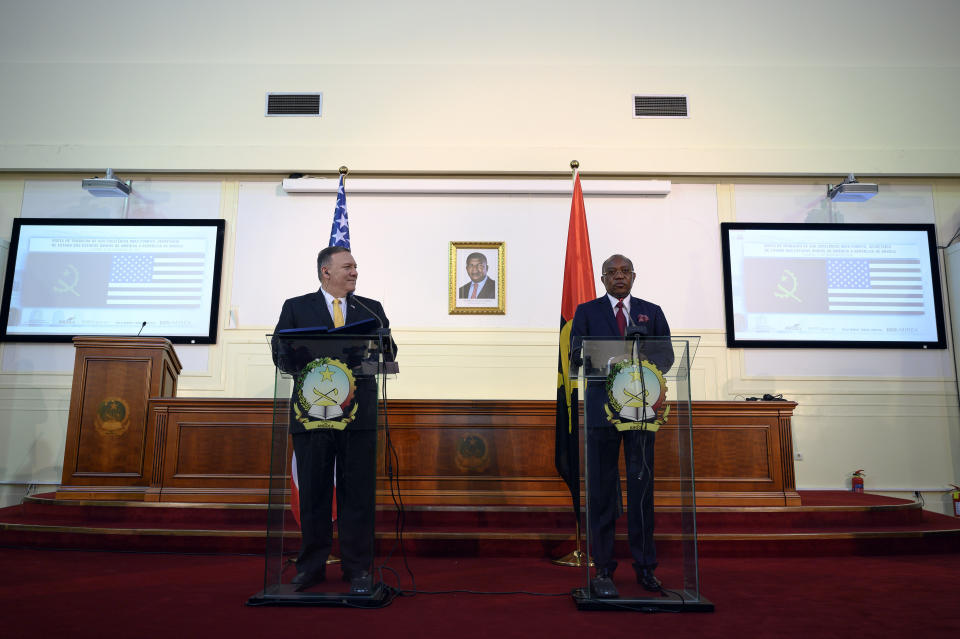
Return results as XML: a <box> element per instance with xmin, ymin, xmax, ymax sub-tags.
<box><xmin>570</xmin><ymin>254</ymin><xmax>674</xmax><ymax>599</ymax></box>
<box><xmin>457</xmin><ymin>252</ymin><xmax>496</xmax><ymax>299</ymax></box>
<box><xmin>272</xmin><ymin>246</ymin><xmax>393</xmax><ymax>596</ymax></box>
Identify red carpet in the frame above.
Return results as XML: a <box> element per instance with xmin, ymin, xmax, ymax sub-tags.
<box><xmin>1</xmin><ymin>548</ymin><xmax>958</xmax><ymax>639</ymax></box>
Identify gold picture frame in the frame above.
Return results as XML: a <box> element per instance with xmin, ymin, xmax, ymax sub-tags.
<box><xmin>449</xmin><ymin>241</ymin><xmax>506</xmax><ymax>315</ymax></box>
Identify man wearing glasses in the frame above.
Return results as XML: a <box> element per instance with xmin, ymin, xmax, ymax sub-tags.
<box><xmin>570</xmin><ymin>254</ymin><xmax>674</xmax><ymax>599</ymax></box>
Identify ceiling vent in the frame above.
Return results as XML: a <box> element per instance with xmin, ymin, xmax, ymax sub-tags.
<box><xmin>265</xmin><ymin>93</ymin><xmax>323</xmax><ymax>117</ymax></box>
<box><xmin>633</xmin><ymin>95</ymin><xmax>689</xmax><ymax>118</ymax></box>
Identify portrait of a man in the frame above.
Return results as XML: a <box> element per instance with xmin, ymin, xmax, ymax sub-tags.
<box><xmin>458</xmin><ymin>252</ymin><xmax>496</xmax><ymax>299</ymax></box>
<box><xmin>448</xmin><ymin>241</ymin><xmax>505</xmax><ymax>315</ymax></box>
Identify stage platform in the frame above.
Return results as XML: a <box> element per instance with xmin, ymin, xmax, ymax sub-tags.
<box><xmin>1</xmin><ymin>491</ymin><xmax>957</xmax><ymax>557</ymax></box>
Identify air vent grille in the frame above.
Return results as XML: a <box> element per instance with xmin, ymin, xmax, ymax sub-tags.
<box><xmin>265</xmin><ymin>93</ymin><xmax>322</xmax><ymax>117</ymax></box>
<box><xmin>633</xmin><ymin>95</ymin><xmax>688</xmax><ymax>118</ymax></box>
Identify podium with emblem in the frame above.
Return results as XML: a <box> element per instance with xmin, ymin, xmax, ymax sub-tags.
<box><xmin>56</xmin><ymin>336</ymin><xmax>182</xmax><ymax>500</ymax></box>
<box><xmin>248</xmin><ymin>328</ymin><xmax>395</xmax><ymax>607</ymax></box>
<box><xmin>571</xmin><ymin>335</ymin><xmax>713</xmax><ymax>611</ymax></box>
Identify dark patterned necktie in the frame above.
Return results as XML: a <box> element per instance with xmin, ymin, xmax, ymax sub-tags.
<box><xmin>615</xmin><ymin>300</ymin><xmax>626</xmax><ymax>336</ymax></box>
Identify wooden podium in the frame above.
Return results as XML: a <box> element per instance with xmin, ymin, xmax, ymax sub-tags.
<box><xmin>56</xmin><ymin>336</ymin><xmax>182</xmax><ymax>501</ymax></box>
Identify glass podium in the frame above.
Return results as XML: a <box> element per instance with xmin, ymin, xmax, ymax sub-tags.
<box><xmin>572</xmin><ymin>335</ymin><xmax>713</xmax><ymax>612</ymax></box>
<box><xmin>247</xmin><ymin>331</ymin><xmax>395</xmax><ymax>607</ymax></box>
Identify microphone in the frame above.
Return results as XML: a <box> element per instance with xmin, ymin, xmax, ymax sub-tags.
<box><xmin>347</xmin><ymin>294</ymin><xmax>398</xmax><ymax>372</ymax></box>
<box><xmin>137</xmin><ymin>321</ymin><xmax>147</xmax><ymax>336</ymax></box>
<box><xmin>623</xmin><ymin>306</ymin><xmax>652</xmax><ymax>423</ymax></box>
<box><xmin>347</xmin><ymin>293</ymin><xmax>388</xmax><ymax>335</ymax></box>
<box><xmin>624</xmin><ymin>305</ymin><xmax>647</xmax><ymax>338</ymax></box>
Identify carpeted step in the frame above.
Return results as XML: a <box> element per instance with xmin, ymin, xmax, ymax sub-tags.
<box><xmin>1</xmin><ymin>492</ymin><xmax>957</xmax><ymax>557</ymax></box>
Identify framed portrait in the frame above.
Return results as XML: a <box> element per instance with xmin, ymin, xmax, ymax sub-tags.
<box><xmin>449</xmin><ymin>241</ymin><xmax>505</xmax><ymax>314</ymax></box>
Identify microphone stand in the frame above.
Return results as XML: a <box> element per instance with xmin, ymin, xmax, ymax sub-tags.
<box><xmin>346</xmin><ymin>294</ymin><xmax>408</xmax><ymax>593</ymax></box>
<box><xmin>624</xmin><ymin>311</ymin><xmax>649</xmax><ymax>425</ymax></box>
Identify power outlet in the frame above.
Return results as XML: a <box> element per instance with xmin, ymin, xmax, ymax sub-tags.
<box><xmin>794</xmin><ymin>452</ymin><xmax>803</xmax><ymax>461</ymax></box>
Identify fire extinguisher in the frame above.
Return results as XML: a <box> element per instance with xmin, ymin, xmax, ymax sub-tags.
<box><xmin>851</xmin><ymin>469</ymin><xmax>865</xmax><ymax>493</ymax></box>
<box><xmin>950</xmin><ymin>485</ymin><xmax>960</xmax><ymax>517</ymax></box>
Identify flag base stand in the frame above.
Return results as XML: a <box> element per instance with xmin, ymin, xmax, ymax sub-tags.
<box><xmin>551</xmin><ymin>517</ymin><xmax>590</xmax><ymax>567</ymax></box>
<box><xmin>572</xmin><ymin>588</ymin><xmax>714</xmax><ymax>612</ymax></box>
<box><xmin>247</xmin><ymin>582</ymin><xmax>392</xmax><ymax>607</ymax></box>
<box><xmin>551</xmin><ymin>549</ymin><xmax>593</xmax><ymax>567</ymax></box>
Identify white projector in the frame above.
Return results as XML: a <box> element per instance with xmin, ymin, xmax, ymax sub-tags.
<box><xmin>828</xmin><ymin>175</ymin><xmax>878</xmax><ymax>202</ymax></box>
<box><xmin>82</xmin><ymin>169</ymin><xmax>131</xmax><ymax>197</ymax></box>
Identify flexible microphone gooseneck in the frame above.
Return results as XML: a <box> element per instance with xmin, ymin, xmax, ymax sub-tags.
<box><xmin>346</xmin><ymin>294</ymin><xmax>412</xmax><ymax>596</ymax></box>
<box><xmin>623</xmin><ymin>306</ymin><xmax>661</xmax><ymax>591</ymax></box>
<box><xmin>347</xmin><ymin>294</ymin><xmax>388</xmax><ymax>334</ymax></box>
<box><xmin>137</xmin><ymin>321</ymin><xmax>147</xmax><ymax>336</ymax></box>
<box><xmin>624</xmin><ymin>306</ymin><xmax>647</xmax><ymax>339</ymax></box>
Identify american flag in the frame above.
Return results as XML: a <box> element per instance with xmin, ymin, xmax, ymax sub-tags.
<box><xmin>827</xmin><ymin>258</ymin><xmax>925</xmax><ymax>314</ymax></box>
<box><xmin>107</xmin><ymin>253</ymin><xmax>205</xmax><ymax>307</ymax></box>
<box><xmin>289</xmin><ymin>172</ymin><xmax>352</xmax><ymax>528</ymax></box>
<box><xmin>328</xmin><ymin>174</ymin><xmax>350</xmax><ymax>249</ymax></box>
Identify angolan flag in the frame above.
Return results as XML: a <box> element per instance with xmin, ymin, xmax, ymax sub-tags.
<box><xmin>555</xmin><ymin>173</ymin><xmax>594</xmax><ymax>517</ymax></box>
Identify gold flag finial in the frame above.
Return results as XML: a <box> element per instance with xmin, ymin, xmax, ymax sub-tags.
<box><xmin>339</xmin><ymin>165</ymin><xmax>349</xmax><ymax>175</ymax></box>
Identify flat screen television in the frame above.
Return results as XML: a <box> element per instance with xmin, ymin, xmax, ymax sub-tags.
<box><xmin>720</xmin><ymin>222</ymin><xmax>946</xmax><ymax>349</ymax></box>
<box><xmin>0</xmin><ymin>218</ymin><xmax>225</xmax><ymax>344</ymax></box>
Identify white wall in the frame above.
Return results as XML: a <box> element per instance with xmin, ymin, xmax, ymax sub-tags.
<box><xmin>0</xmin><ymin>1</ymin><xmax>958</xmax><ymax>173</ymax></box>
<box><xmin>0</xmin><ymin>175</ymin><xmax>958</xmax><ymax>514</ymax></box>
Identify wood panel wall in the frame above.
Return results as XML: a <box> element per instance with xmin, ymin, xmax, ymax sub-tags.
<box><xmin>140</xmin><ymin>398</ymin><xmax>799</xmax><ymax>507</ymax></box>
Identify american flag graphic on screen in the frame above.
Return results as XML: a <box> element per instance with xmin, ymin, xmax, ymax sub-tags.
<box><xmin>826</xmin><ymin>258</ymin><xmax>924</xmax><ymax>314</ymax></box>
<box><xmin>107</xmin><ymin>254</ymin><xmax>205</xmax><ymax>307</ymax></box>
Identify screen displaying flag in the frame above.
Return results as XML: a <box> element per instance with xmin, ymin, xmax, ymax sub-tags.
<box><xmin>555</xmin><ymin>173</ymin><xmax>594</xmax><ymax>516</ymax></box>
<box><xmin>3</xmin><ymin>221</ymin><xmax>223</xmax><ymax>342</ymax></box>
<box><xmin>723</xmin><ymin>223</ymin><xmax>944</xmax><ymax>346</ymax></box>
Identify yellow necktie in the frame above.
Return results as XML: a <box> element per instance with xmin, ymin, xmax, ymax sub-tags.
<box><xmin>332</xmin><ymin>298</ymin><xmax>345</xmax><ymax>328</ymax></box>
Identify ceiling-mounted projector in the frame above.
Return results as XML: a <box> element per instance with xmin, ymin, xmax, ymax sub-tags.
<box><xmin>81</xmin><ymin>168</ymin><xmax>131</xmax><ymax>197</ymax></box>
<box><xmin>827</xmin><ymin>173</ymin><xmax>878</xmax><ymax>202</ymax></box>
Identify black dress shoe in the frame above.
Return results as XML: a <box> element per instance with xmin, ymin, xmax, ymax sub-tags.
<box><xmin>291</xmin><ymin>568</ymin><xmax>325</xmax><ymax>591</ymax></box>
<box><xmin>590</xmin><ymin>573</ymin><xmax>619</xmax><ymax>599</ymax></box>
<box><xmin>636</xmin><ymin>567</ymin><xmax>662</xmax><ymax>592</ymax></box>
<box><xmin>348</xmin><ymin>570</ymin><xmax>373</xmax><ymax>595</ymax></box>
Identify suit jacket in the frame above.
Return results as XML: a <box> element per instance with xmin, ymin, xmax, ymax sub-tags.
<box><xmin>273</xmin><ymin>290</ymin><xmax>389</xmax><ymax>335</ymax></box>
<box><xmin>571</xmin><ymin>295</ymin><xmax>674</xmax><ymax>423</ymax></box>
<box><xmin>458</xmin><ymin>278</ymin><xmax>496</xmax><ymax>299</ymax></box>
<box><xmin>271</xmin><ymin>290</ymin><xmax>395</xmax><ymax>433</ymax></box>
<box><xmin>571</xmin><ymin>295</ymin><xmax>670</xmax><ymax>340</ymax></box>
<box><xmin>272</xmin><ymin>289</ymin><xmax>395</xmax><ymax>365</ymax></box>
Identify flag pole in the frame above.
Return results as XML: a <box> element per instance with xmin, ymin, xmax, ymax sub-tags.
<box><xmin>325</xmin><ymin>164</ymin><xmax>350</xmax><ymax>566</ymax></box>
<box><xmin>552</xmin><ymin>159</ymin><xmax>593</xmax><ymax>569</ymax></box>
<box><xmin>317</xmin><ymin>164</ymin><xmax>348</xmax><ymax>568</ymax></box>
